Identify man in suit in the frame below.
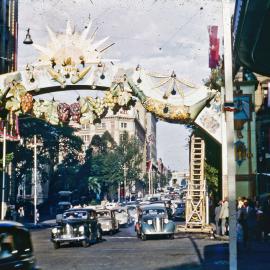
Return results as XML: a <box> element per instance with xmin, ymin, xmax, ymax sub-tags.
<box><xmin>219</xmin><ymin>197</ymin><xmax>229</xmax><ymax>236</ymax></box>
<box><xmin>215</xmin><ymin>200</ymin><xmax>222</xmax><ymax>235</ymax></box>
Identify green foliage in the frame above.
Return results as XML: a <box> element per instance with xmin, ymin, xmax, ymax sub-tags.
<box><xmin>0</xmin><ymin>153</ymin><xmax>14</xmax><ymax>170</ymax></box>
<box><xmin>85</xmin><ymin>131</ymin><xmax>143</xmax><ymax>199</ymax></box>
<box><xmin>205</xmin><ymin>163</ymin><xmax>219</xmax><ymax>197</ymax></box>
<box><xmin>9</xmin><ymin>116</ymin><xmax>83</xmax><ymax>203</ymax></box>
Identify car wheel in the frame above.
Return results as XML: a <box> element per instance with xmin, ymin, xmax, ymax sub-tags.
<box><xmin>53</xmin><ymin>242</ymin><xmax>60</xmax><ymax>249</ymax></box>
<box><xmin>169</xmin><ymin>234</ymin><xmax>174</xmax><ymax>240</ymax></box>
<box><xmin>82</xmin><ymin>239</ymin><xmax>89</xmax><ymax>248</ymax></box>
<box><xmin>141</xmin><ymin>233</ymin><xmax>147</xmax><ymax>241</ymax></box>
<box><xmin>109</xmin><ymin>230</ymin><xmax>113</xmax><ymax>236</ymax></box>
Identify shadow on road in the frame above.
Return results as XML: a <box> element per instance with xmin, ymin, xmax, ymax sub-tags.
<box><xmin>158</xmin><ymin>236</ymin><xmax>229</xmax><ymax>270</ymax></box>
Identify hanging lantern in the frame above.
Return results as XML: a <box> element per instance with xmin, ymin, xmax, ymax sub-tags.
<box><xmin>100</xmin><ymin>73</ymin><xmax>105</xmax><ymax>80</ymax></box>
<box><xmin>23</xmin><ymin>28</ymin><xmax>33</xmax><ymax>45</ymax></box>
<box><xmin>163</xmin><ymin>105</ymin><xmax>169</xmax><ymax>113</ymax></box>
<box><xmin>171</xmin><ymin>88</ymin><xmax>176</xmax><ymax>95</ymax></box>
<box><xmin>137</xmin><ymin>77</ymin><xmax>142</xmax><ymax>84</ymax></box>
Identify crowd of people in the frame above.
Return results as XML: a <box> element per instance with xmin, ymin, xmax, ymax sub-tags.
<box><xmin>214</xmin><ymin>196</ymin><xmax>270</xmax><ymax>247</ymax></box>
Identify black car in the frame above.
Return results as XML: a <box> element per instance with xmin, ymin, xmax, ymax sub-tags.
<box><xmin>51</xmin><ymin>208</ymin><xmax>102</xmax><ymax>249</ymax></box>
<box><xmin>0</xmin><ymin>221</ymin><xmax>40</xmax><ymax>270</ymax></box>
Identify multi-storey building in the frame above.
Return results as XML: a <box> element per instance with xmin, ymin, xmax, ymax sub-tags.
<box><xmin>72</xmin><ymin>101</ymin><xmax>157</xmax><ymax>177</ymax></box>
<box><xmin>0</xmin><ymin>0</ymin><xmax>18</xmax><ymax>74</ymax></box>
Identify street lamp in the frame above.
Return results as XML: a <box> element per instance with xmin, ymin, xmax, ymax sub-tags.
<box><xmin>28</xmin><ymin>135</ymin><xmax>42</xmax><ymax>225</ymax></box>
<box><xmin>23</xmin><ymin>28</ymin><xmax>33</xmax><ymax>45</ymax></box>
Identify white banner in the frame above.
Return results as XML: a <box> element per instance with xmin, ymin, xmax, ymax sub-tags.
<box><xmin>195</xmin><ymin>93</ymin><xmax>222</xmax><ymax>144</ymax></box>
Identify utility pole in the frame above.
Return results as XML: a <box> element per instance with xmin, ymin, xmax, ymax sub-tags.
<box><xmin>28</xmin><ymin>135</ymin><xmax>42</xmax><ymax>225</ymax></box>
<box><xmin>222</xmin><ymin>1</ymin><xmax>237</xmax><ymax>269</ymax></box>
<box><xmin>1</xmin><ymin>127</ymin><xmax>6</xmax><ymax>220</ymax></box>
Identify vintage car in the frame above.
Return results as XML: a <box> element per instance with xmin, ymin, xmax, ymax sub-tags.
<box><xmin>96</xmin><ymin>209</ymin><xmax>119</xmax><ymax>235</ymax></box>
<box><xmin>127</xmin><ymin>205</ymin><xmax>137</xmax><ymax>223</ymax></box>
<box><xmin>51</xmin><ymin>208</ymin><xmax>102</xmax><ymax>249</ymax></box>
<box><xmin>0</xmin><ymin>221</ymin><xmax>40</xmax><ymax>270</ymax></box>
<box><xmin>173</xmin><ymin>202</ymin><xmax>185</xmax><ymax>221</ymax></box>
<box><xmin>135</xmin><ymin>203</ymin><xmax>175</xmax><ymax>240</ymax></box>
<box><xmin>114</xmin><ymin>208</ymin><xmax>132</xmax><ymax>227</ymax></box>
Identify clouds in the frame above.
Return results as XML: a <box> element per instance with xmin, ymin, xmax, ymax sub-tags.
<box><xmin>18</xmin><ymin>0</ymin><xmax>223</xmax><ymax>171</ymax></box>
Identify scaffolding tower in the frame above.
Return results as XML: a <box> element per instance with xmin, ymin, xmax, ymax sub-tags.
<box><xmin>185</xmin><ymin>135</ymin><xmax>207</xmax><ymax>229</ymax></box>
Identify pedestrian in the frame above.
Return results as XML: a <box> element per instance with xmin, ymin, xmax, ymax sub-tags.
<box><xmin>219</xmin><ymin>197</ymin><xmax>229</xmax><ymax>236</ymax></box>
<box><xmin>18</xmin><ymin>206</ymin><xmax>25</xmax><ymax>223</ymax></box>
<box><xmin>238</xmin><ymin>198</ymin><xmax>257</xmax><ymax>247</ymax></box>
<box><xmin>214</xmin><ymin>200</ymin><xmax>222</xmax><ymax>235</ymax></box>
<box><xmin>36</xmin><ymin>209</ymin><xmax>40</xmax><ymax>224</ymax></box>
<box><xmin>262</xmin><ymin>196</ymin><xmax>270</xmax><ymax>241</ymax></box>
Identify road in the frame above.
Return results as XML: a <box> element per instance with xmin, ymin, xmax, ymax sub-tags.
<box><xmin>31</xmin><ymin>224</ymin><xmax>229</xmax><ymax>270</ymax></box>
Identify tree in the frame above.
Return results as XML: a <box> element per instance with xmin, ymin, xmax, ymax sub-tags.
<box><xmin>9</xmin><ymin>116</ymin><xmax>83</xmax><ymax>205</ymax></box>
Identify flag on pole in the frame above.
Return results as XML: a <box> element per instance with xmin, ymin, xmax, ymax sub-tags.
<box><xmin>208</xmin><ymin>25</ymin><xmax>220</xmax><ymax>69</ymax></box>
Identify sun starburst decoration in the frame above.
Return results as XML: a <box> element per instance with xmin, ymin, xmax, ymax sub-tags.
<box><xmin>32</xmin><ymin>21</ymin><xmax>115</xmax><ymax>87</ymax></box>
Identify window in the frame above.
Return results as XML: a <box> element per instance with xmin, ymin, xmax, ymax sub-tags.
<box><xmin>121</xmin><ymin>122</ymin><xmax>127</xmax><ymax>128</ymax></box>
<box><xmin>81</xmin><ymin>124</ymin><xmax>90</xmax><ymax>130</ymax></box>
<box><xmin>96</xmin><ymin>123</ymin><xmax>106</xmax><ymax>129</ymax></box>
<box><xmin>83</xmin><ymin>135</ymin><xmax>90</xmax><ymax>142</ymax></box>
<box><xmin>120</xmin><ymin>109</ymin><xmax>128</xmax><ymax>114</ymax></box>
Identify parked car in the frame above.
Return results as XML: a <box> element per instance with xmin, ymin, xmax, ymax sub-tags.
<box><xmin>114</xmin><ymin>208</ymin><xmax>132</xmax><ymax>227</ymax></box>
<box><xmin>135</xmin><ymin>203</ymin><xmax>175</xmax><ymax>240</ymax></box>
<box><xmin>173</xmin><ymin>202</ymin><xmax>185</xmax><ymax>221</ymax></box>
<box><xmin>96</xmin><ymin>209</ymin><xmax>119</xmax><ymax>235</ymax></box>
<box><xmin>51</xmin><ymin>208</ymin><xmax>102</xmax><ymax>249</ymax></box>
<box><xmin>0</xmin><ymin>221</ymin><xmax>40</xmax><ymax>270</ymax></box>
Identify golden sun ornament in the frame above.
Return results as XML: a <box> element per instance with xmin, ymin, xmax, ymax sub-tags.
<box><xmin>32</xmin><ymin>21</ymin><xmax>115</xmax><ymax>87</ymax></box>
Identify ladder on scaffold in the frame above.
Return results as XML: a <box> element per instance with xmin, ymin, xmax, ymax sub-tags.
<box><xmin>184</xmin><ymin>135</ymin><xmax>209</xmax><ymax>231</ymax></box>
<box><xmin>176</xmin><ymin>135</ymin><xmax>212</xmax><ymax>234</ymax></box>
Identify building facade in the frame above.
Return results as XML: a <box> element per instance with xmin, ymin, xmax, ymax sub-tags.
<box><xmin>72</xmin><ymin>101</ymin><xmax>157</xmax><ymax>176</ymax></box>
<box><xmin>0</xmin><ymin>0</ymin><xmax>18</xmax><ymax>74</ymax></box>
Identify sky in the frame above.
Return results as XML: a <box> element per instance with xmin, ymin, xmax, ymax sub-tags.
<box><xmin>18</xmin><ymin>0</ymin><xmax>224</xmax><ymax>172</ymax></box>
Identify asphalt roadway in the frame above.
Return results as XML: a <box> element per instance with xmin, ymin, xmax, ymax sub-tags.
<box><xmin>31</xmin><ymin>224</ymin><xmax>229</xmax><ymax>270</ymax></box>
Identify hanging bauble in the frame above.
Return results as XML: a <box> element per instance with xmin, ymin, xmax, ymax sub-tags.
<box><xmin>21</xmin><ymin>93</ymin><xmax>34</xmax><ymax>113</ymax></box>
<box><xmin>163</xmin><ymin>105</ymin><xmax>169</xmax><ymax>114</ymax></box>
<box><xmin>171</xmin><ymin>88</ymin><xmax>176</xmax><ymax>95</ymax></box>
<box><xmin>57</xmin><ymin>103</ymin><xmax>71</xmax><ymax>123</ymax></box>
<box><xmin>70</xmin><ymin>102</ymin><xmax>81</xmax><ymax>122</ymax></box>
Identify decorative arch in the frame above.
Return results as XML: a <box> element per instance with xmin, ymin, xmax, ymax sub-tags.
<box><xmin>0</xmin><ymin>21</ymin><xmax>218</xmax><ymax>134</ymax></box>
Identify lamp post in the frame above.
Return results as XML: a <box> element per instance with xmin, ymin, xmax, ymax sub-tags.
<box><xmin>28</xmin><ymin>135</ymin><xmax>42</xmax><ymax>225</ymax></box>
<box><xmin>1</xmin><ymin>126</ymin><xmax>6</xmax><ymax>220</ymax></box>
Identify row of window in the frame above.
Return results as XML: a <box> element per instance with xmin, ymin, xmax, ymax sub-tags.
<box><xmin>82</xmin><ymin>122</ymin><xmax>128</xmax><ymax>130</ymax></box>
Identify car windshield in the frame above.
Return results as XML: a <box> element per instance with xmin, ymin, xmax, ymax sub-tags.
<box><xmin>97</xmin><ymin>211</ymin><xmax>111</xmax><ymax>217</ymax></box>
<box><xmin>142</xmin><ymin>208</ymin><xmax>165</xmax><ymax>215</ymax></box>
<box><xmin>63</xmin><ymin>211</ymin><xmax>87</xmax><ymax>219</ymax></box>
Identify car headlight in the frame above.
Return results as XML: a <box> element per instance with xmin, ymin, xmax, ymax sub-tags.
<box><xmin>52</xmin><ymin>228</ymin><xmax>58</xmax><ymax>234</ymax></box>
<box><xmin>164</xmin><ymin>219</ymin><xmax>169</xmax><ymax>224</ymax></box>
<box><xmin>147</xmin><ymin>220</ymin><xmax>153</xmax><ymax>225</ymax></box>
<box><xmin>79</xmin><ymin>225</ymin><xmax>84</xmax><ymax>233</ymax></box>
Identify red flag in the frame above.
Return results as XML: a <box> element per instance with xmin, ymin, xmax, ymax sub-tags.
<box><xmin>208</xmin><ymin>26</ymin><xmax>220</xmax><ymax>69</ymax></box>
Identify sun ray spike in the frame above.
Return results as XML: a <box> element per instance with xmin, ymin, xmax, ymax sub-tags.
<box><xmin>80</xmin><ymin>20</ymin><xmax>92</xmax><ymax>41</ymax></box>
<box><xmin>66</xmin><ymin>21</ymin><xmax>73</xmax><ymax>36</ymax></box>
